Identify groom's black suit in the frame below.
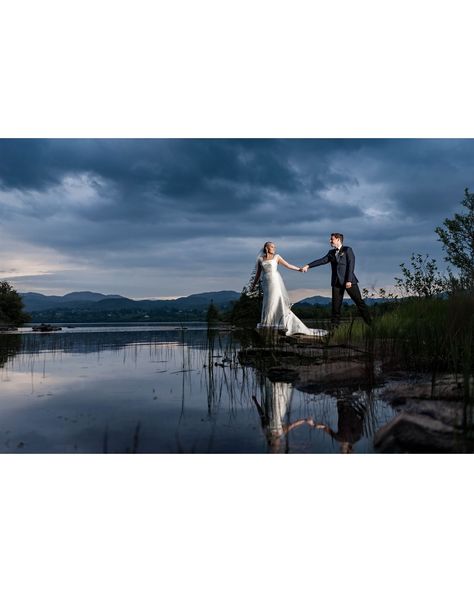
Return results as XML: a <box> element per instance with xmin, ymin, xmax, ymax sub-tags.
<box><xmin>307</xmin><ymin>246</ymin><xmax>371</xmax><ymax>326</ymax></box>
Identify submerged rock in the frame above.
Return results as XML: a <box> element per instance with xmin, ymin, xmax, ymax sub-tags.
<box><xmin>380</xmin><ymin>374</ymin><xmax>467</xmax><ymax>402</ymax></box>
<box><xmin>373</xmin><ymin>412</ymin><xmax>471</xmax><ymax>453</ymax></box>
<box><xmin>393</xmin><ymin>399</ymin><xmax>466</xmax><ymax>429</ymax></box>
<box><xmin>295</xmin><ymin>360</ymin><xmax>379</xmax><ymax>394</ymax></box>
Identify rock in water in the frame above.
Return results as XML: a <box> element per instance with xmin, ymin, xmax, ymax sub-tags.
<box><xmin>374</xmin><ymin>412</ymin><xmax>461</xmax><ymax>453</ymax></box>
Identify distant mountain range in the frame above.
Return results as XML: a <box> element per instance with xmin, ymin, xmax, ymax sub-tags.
<box><xmin>295</xmin><ymin>295</ymin><xmax>332</xmax><ymax>306</ymax></box>
<box><xmin>20</xmin><ymin>290</ymin><xmax>242</xmax><ymax>321</ymax></box>
<box><xmin>21</xmin><ymin>290</ymin><xmax>393</xmax><ymax>320</ymax></box>
<box><xmin>21</xmin><ymin>291</ymin><xmax>126</xmax><ymax>311</ymax></box>
<box><xmin>296</xmin><ymin>295</ymin><xmax>395</xmax><ymax>307</ymax></box>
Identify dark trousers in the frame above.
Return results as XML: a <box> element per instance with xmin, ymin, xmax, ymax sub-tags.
<box><xmin>331</xmin><ymin>282</ymin><xmax>371</xmax><ymax>326</ymax></box>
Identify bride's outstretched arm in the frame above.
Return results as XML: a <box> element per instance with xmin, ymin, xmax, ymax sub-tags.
<box><xmin>277</xmin><ymin>255</ymin><xmax>302</xmax><ymax>272</ymax></box>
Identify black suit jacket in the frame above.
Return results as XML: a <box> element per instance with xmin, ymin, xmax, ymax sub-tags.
<box><xmin>307</xmin><ymin>246</ymin><xmax>359</xmax><ymax>287</ymax></box>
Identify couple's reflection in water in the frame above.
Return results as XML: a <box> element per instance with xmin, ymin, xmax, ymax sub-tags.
<box><xmin>253</xmin><ymin>376</ymin><xmax>368</xmax><ymax>453</ymax></box>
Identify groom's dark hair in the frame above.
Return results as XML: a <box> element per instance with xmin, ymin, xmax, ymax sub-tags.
<box><xmin>331</xmin><ymin>232</ymin><xmax>344</xmax><ymax>243</ymax></box>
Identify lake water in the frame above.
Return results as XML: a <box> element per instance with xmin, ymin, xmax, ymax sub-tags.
<box><xmin>0</xmin><ymin>324</ymin><xmax>396</xmax><ymax>453</ymax></box>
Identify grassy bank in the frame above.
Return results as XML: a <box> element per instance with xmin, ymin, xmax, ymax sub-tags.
<box><xmin>331</xmin><ymin>295</ymin><xmax>474</xmax><ymax>380</ymax></box>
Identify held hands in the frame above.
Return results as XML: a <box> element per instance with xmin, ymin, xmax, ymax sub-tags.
<box><xmin>300</xmin><ymin>265</ymin><xmax>309</xmax><ymax>273</ymax></box>
<box><xmin>306</xmin><ymin>418</ymin><xmax>328</xmax><ymax>429</ymax></box>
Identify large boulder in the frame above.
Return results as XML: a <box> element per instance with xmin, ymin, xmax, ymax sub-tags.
<box><xmin>374</xmin><ymin>411</ymin><xmax>472</xmax><ymax>453</ymax></box>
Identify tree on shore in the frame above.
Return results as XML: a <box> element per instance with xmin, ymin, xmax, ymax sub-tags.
<box><xmin>395</xmin><ymin>253</ymin><xmax>446</xmax><ymax>299</ymax></box>
<box><xmin>0</xmin><ymin>281</ymin><xmax>31</xmax><ymax>326</ymax></box>
<box><xmin>225</xmin><ymin>288</ymin><xmax>262</xmax><ymax>328</ymax></box>
<box><xmin>435</xmin><ymin>187</ymin><xmax>474</xmax><ymax>292</ymax></box>
<box><xmin>206</xmin><ymin>301</ymin><xmax>220</xmax><ymax>325</ymax></box>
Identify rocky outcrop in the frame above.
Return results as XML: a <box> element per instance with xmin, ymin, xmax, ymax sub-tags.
<box><xmin>374</xmin><ymin>375</ymin><xmax>474</xmax><ymax>452</ymax></box>
<box><xmin>380</xmin><ymin>374</ymin><xmax>469</xmax><ymax>403</ymax></box>
<box><xmin>239</xmin><ymin>342</ymin><xmax>380</xmax><ymax>393</ymax></box>
<box><xmin>373</xmin><ymin>411</ymin><xmax>472</xmax><ymax>453</ymax></box>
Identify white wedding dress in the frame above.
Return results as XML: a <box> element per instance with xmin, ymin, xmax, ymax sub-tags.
<box><xmin>257</xmin><ymin>256</ymin><xmax>328</xmax><ymax>337</ymax></box>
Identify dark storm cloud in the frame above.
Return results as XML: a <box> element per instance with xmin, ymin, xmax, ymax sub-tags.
<box><xmin>0</xmin><ymin>138</ymin><xmax>365</xmax><ymax>249</ymax></box>
<box><xmin>0</xmin><ymin>138</ymin><xmax>302</xmax><ymax>194</ymax></box>
<box><xmin>335</xmin><ymin>139</ymin><xmax>474</xmax><ymax>216</ymax></box>
<box><xmin>1</xmin><ymin>139</ymin><xmax>473</xmax><ymax>296</ymax></box>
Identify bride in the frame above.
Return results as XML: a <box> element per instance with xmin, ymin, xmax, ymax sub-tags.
<box><xmin>250</xmin><ymin>242</ymin><xmax>328</xmax><ymax>337</ymax></box>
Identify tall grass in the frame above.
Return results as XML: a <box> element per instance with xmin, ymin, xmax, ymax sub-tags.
<box><xmin>331</xmin><ymin>295</ymin><xmax>474</xmax><ymax>387</ymax></box>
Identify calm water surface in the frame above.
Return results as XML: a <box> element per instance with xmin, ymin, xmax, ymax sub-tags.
<box><xmin>0</xmin><ymin>324</ymin><xmax>396</xmax><ymax>453</ymax></box>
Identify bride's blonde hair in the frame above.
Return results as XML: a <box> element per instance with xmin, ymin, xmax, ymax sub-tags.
<box><xmin>262</xmin><ymin>241</ymin><xmax>274</xmax><ymax>256</ymax></box>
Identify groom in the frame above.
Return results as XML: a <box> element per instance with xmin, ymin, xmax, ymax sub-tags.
<box><xmin>302</xmin><ymin>233</ymin><xmax>371</xmax><ymax>327</ymax></box>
